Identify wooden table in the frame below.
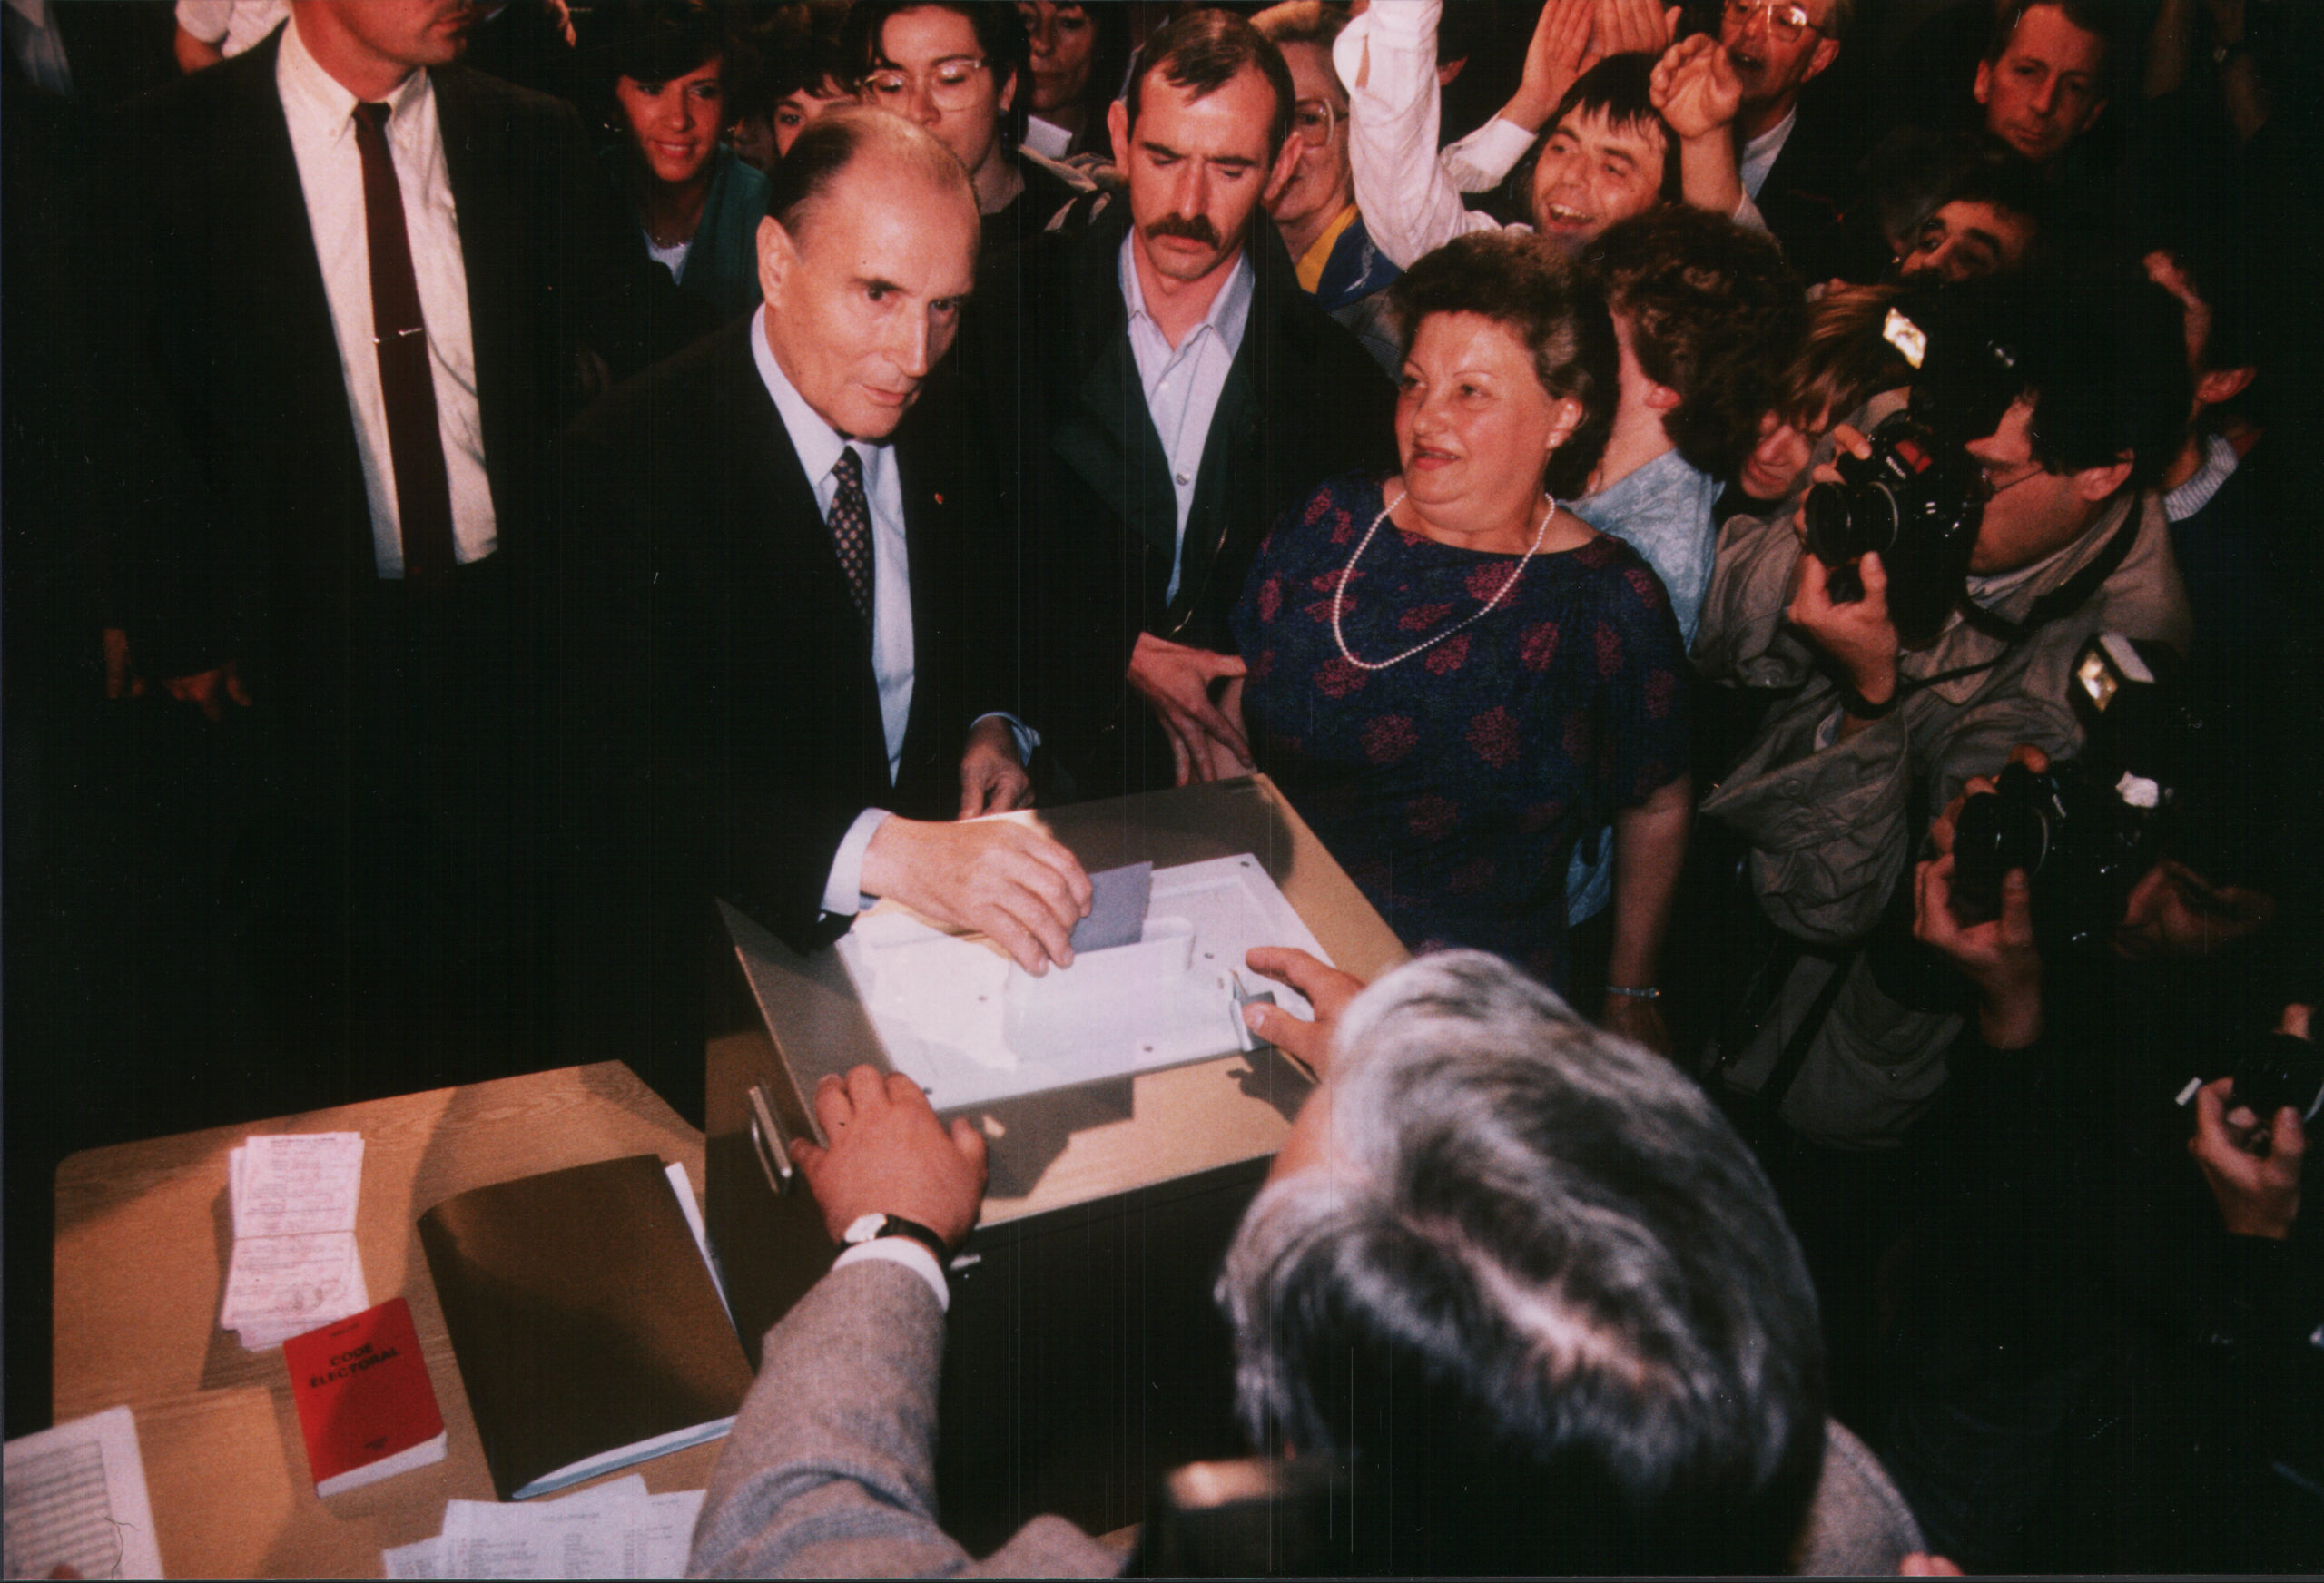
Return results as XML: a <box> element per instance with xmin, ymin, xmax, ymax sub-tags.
<box><xmin>53</xmin><ymin>1062</ymin><xmax>721</xmax><ymax>1578</ymax></box>
<box><xmin>705</xmin><ymin>776</ymin><xmax>1410</xmax><ymax>1550</ymax></box>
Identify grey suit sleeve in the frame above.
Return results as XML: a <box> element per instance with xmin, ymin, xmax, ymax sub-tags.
<box><xmin>687</xmin><ymin>1262</ymin><xmax>1123</xmax><ymax>1578</ymax></box>
<box><xmin>1791</xmin><ymin>1420</ymin><xmax>1925</xmax><ymax>1574</ymax></box>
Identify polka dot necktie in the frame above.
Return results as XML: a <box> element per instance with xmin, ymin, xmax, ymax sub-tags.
<box><xmin>827</xmin><ymin>446</ymin><xmax>873</xmax><ymax>622</ymax></box>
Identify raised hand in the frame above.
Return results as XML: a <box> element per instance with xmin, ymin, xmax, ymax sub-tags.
<box><xmin>1596</xmin><ymin>0</ymin><xmax>1680</xmax><ymax>58</ymax></box>
<box><xmin>2189</xmin><ymin>1074</ymin><xmax>2304</xmax><ymax>1239</ymax></box>
<box><xmin>1788</xmin><ymin>547</ymin><xmax>1900</xmax><ymax>709</ymax></box>
<box><xmin>1913</xmin><ymin>853</ymin><xmax>2042</xmax><ymax>1048</ymax></box>
<box><xmin>1650</xmin><ymin>34</ymin><xmax>1742</xmax><ymax>143</ymax></box>
<box><xmin>1512</xmin><ymin>0</ymin><xmax>1599</xmax><ymax>128</ymax></box>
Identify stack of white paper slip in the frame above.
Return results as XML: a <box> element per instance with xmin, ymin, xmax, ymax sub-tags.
<box><xmin>219</xmin><ymin>1131</ymin><xmax>369</xmax><ymax>1350</ymax></box>
<box><xmin>383</xmin><ymin>1475</ymin><xmax>705</xmax><ymax>1578</ymax></box>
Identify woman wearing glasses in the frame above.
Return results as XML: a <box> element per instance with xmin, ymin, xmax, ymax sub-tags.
<box><xmin>842</xmin><ymin>2</ymin><xmax>1092</xmax><ymax>258</ymax></box>
<box><xmin>1254</xmin><ymin>2</ymin><xmax>1402</xmax><ymax>372</ymax></box>
<box><xmin>593</xmin><ymin>1</ymin><xmax>769</xmax><ymax>326</ymax></box>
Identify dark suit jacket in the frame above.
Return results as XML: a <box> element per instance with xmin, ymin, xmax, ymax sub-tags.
<box><xmin>1753</xmin><ymin>95</ymin><xmax>1869</xmax><ymax>286</ymax></box>
<box><xmin>97</xmin><ymin>30</ymin><xmax>655</xmax><ymax>790</ymax></box>
<box><xmin>976</xmin><ymin>197</ymin><xmax>1396</xmax><ymax>797</ymax></box>
<box><xmin>547</xmin><ymin>320</ymin><xmax>1010</xmax><ymax>1057</ymax></box>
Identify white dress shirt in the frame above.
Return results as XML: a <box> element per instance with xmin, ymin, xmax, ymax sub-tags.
<box><xmin>748</xmin><ymin>308</ymin><xmax>919</xmax><ymax>916</ymax></box>
<box><xmin>278</xmin><ymin>11</ymin><xmax>497</xmax><ymax>577</ymax></box>
<box><xmin>1336</xmin><ymin>0</ymin><xmax>1512</xmax><ymax>271</ymax></box>
<box><xmin>1739</xmin><ymin>107</ymin><xmax>1795</xmax><ymax>200</ymax></box>
<box><xmin>1118</xmin><ymin>235</ymin><xmax>1254</xmax><ymax>605</ymax></box>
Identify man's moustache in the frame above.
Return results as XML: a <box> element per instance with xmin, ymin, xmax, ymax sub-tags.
<box><xmin>1146</xmin><ymin>214</ymin><xmax>1222</xmax><ymax>248</ymax></box>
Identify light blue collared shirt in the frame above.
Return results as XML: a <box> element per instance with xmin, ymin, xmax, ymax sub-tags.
<box><xmin>1564</xmin><ymin>447</ymin><xmax>1722</xmax><ymax>925</ymax></box>
<box><xmin>1119</xmin><ymin>235</ymin><xmax>1255</xmax><ymax>604</ymax></box>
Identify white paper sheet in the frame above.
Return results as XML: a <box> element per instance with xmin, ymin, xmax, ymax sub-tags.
<box><xmin>396</xmin><ymin>1477</ymin><xmax>704</xmax><ymax>1579</ymax></box>
<box><xmin>220</xmin><ymin>1130</ymin><xmax>369</xmax><ymax>1351</ymax></box>
<box><xmin>836</xmin><ymin>854</ymin><xmax>1333</xmax><ymax>1110</ymax></box>
<box><xmin>230</xmin><ymin>1131</ymin><xmax>363</xmax><ymax>1239</ymax></box>
<box><xmin>4</xmin><ymin>1405</ymin><xmax>166</xmax><ymax>1581</ymax></box>
<box><xmin>663</xmin><ymin>1164</ymin><xmax>730</xmax><ymax>1324</ymax></box>
<box><xmin>219</xmin><ymin>1229</ymin><xmax>369</xmax><ymax>1350</ymax></box>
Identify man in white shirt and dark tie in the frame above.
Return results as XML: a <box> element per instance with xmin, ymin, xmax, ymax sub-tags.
<box><xmin>101</xmin><ymin>0</ymin><xmax>659</xmax><ymax>1110</ymax></box>
<box><xmin>547</xmin><ymin>109</ymin><xmax>1092</xmax><ymax>1118</ymax></box>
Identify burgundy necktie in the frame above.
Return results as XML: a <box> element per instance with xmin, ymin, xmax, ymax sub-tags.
<box><xmin>351</xmin><ymin>101</ymin><xmax>456</xmax><ymax>585</ymax></box>
<box><xmin>828</xmin><ymin>446</ymin><xmax>874</xmax><ymax>621</ymax></box>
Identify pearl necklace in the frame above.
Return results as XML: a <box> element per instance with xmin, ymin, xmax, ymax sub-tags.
<box><xmin>1331</xmin><ymin>486</ymin><xmax>1557</xmax><ymax>672</ymax></box>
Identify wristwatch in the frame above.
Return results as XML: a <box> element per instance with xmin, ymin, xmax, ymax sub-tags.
<box><xmin>842</xmin><ymin>1212</ymin><xmax>951</xmax><ymax>1265</ymax></box>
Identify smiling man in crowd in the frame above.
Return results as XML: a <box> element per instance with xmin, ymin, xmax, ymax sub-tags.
<box><xmin>1337</xmin><ymin>0</ymin><xmax>1681</xmax><ymax>263</ymax></box>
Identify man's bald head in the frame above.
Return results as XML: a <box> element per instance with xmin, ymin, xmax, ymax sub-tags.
<box><xmin>763</xmin><ymin>104</ymin><xmax>978</xmax><ymax>249</ymax></box>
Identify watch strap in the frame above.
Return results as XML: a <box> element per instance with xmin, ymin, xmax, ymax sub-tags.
<box><xmin>857</xmin><ymin>1213</ymin><xmax>951</xmax><ymax>1266</ymax></box>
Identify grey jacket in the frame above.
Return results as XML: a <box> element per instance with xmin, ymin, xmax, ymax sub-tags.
<box><xmin>1691</xmin><ymin>490</ymin><xmax>2191</xmax><ymax>1143</ymax></box>
<box><xmin>687</xmin><ymin>1261</ymin><xmax>1924</xmax><ymax>1576</ymax></box>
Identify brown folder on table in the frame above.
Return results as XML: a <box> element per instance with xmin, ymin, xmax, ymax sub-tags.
<box><xmin>418</xmin><ymin>1154</ymin><xmax>753</xmax><ymax>1500</ymax></box>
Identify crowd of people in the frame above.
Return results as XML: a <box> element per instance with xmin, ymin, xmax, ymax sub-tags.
<box><xmin>5</xmin><ymin>0</ymin><xmax>2319</xmax><ymax>1570</ymax></box>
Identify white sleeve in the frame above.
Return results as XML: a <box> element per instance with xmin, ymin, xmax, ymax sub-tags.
<box><xmin>1732</xmin><ymin>187</ymin><xmax>1769</xmax><ymax>234</ymax></box>
<box><xmin>1442</xmin><ymin>114</ymin><xmax>1537</xmax><ymax>193</ymax></box>
<box><xmin>174</xmin><ymin>0</ymin><xmax>234</xmax><ymax>43</ymax></box>
<box><xmin>832</xmin><ymin>1239</ymin><xmax>950</xmax><ymax>1311</ymax></box>
<box><xmin>1336</xmin><ymin>0</ymin><xmax>1509</xmax><ymax>270</ymax></box>
<box><xmin>821</xmin><ymin>808</ymin><xmax>892</xmax><ymax>918</ymax></box>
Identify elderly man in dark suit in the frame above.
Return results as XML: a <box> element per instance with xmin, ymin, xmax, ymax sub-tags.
<box><xmin>980</xmin><ymin>7</ymin><xmax>1396</xmax><ymax>800</ymax></box>
<box><xmin>98</xmin><ymin>0</ymin><xmax>674</xmax><ymax>1113</ymax></box>
<box><xmin>547</xmin><ymin>109</ymin><xmax>1092</xmax><ymax>1118</ymax></box>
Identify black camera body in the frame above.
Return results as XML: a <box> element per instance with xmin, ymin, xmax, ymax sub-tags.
<box><xmin>2230</xmin><ymin>1030</ymin><xmax>2324</xmax><ymax>1130</ymax></box>
<box><xmin>1949</xmin><ymin>759</ymin><xmax>2148</xmax><ymax>953</ymax></box>
<box><xmin>1803</xmin><ymin>411</ymin><xmax>1984</xmax><ymax>644</ymax></box>
<box><xmin>1948</xmin><ymin>635</ymin><xmax>2200</xmax><ymax>955</ymax></box>
<box><xmin>1801</xmin><ymin>297</ymin><xmax>2024</xmax><ymax>645</ymax></box>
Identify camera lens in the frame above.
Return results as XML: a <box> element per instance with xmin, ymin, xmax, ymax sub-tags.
<box><xmin>1803</xmin><ymin>483</ymin><xmax>1861</xmax><ymax>565</ymax></box>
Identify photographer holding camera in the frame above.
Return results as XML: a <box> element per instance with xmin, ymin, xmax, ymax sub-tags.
<box><xmin>1689</xmin><ymin>261</ymin><xmax>2192</xmax><ymax>1417</ymax></box>
<box><xmin>1883</xmin><ymin>727</ymin><xmax>2320</xmax><ymax>1572</ymax></box>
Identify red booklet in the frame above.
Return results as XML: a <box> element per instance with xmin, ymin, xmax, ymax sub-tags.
<box><xmin>283</xmin><ymin>1297</ymin><xmax>448</xmax><ymax>1497</ymax></box>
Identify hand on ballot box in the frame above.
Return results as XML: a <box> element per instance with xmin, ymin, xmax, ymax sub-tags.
<box><xmin>791</xmin><ymin>1066</ymin><xmax>989</xmax><ymax>1254</ymax></box>
<box><xmin>1240</xmin><ymin>947</ymin><xmax>1368</xmax><ymax>1078</ymax></box>
<box><xmin>861</xmin><ymin>814</ymin><xmax>1094</xmax><ymax>976</ymax></box>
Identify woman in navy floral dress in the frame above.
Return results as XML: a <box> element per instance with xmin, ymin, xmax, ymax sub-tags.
<box><xmin>1229</xmin><ymin>234</ymin><xmax>1690</xmax><ymax>1032</ymax></box>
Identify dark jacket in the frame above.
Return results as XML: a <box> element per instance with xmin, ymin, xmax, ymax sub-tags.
<box><xmin>974</xmin><ymin>196</ymin><xmax>1396</xmax><ymax>796</ymax></box>
<box><xmin>97</xmin><ymin>31</ymin><xmax>658</xmax><ymax>775</ymax></box>
<box><xmin>545</xmin><ymin>321</ymin><xmax>1012</xmax><ymax>1097</ymax></box>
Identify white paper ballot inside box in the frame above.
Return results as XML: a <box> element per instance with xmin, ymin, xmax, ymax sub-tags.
<box><xmin>836</xmin><ymin>854</ymin><xmax>1332</xmax><ymax>1111</ymax></box>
